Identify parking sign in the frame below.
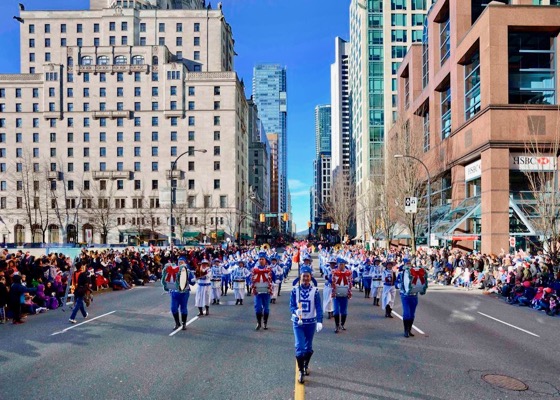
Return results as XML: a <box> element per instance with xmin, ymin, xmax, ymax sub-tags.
<box><xmin>404</xmin><ymin>197</ymin><xmax>418</xmax><ymax>214</ymax></box>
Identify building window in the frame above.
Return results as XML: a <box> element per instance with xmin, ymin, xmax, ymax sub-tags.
<box><xmin>439</xmin><ymin>16</ymin><xmax>451</xmax><ymax>65</ymax></box>
<box><xmin>391</xmin><ymin>0</ymin><xmax>407</xmax><ymax>10</ymax></box>
<box><xmin>159</xmin><ymin>23</ymin><xmax>165</xmax><ymax>32</ymax></box>
<box><xmin>214</xmin><ymin>161</ymin><xmax>220</xmax><ymax>171</ymax></box>
<box><xmin>194</xmin><ymin>37</ymin><xmax>200</xmax><ymax>46</ymax></box>
<box><xmin>214</xmin><ymin>131</ymin><xmax>220</xmax><ymax>141</ymax></box>
<box><xmin>214</xmin><ymin>146</ymin><xmax>220</xmax><ymax>156</ymax></box>
<box><xmin>188</xmin><ymin>86</ymin><xmax>195</xmax><ymax>96</ymax></box>
<box><xmin>188</xmin><ymin>131</ymin><xmax>195</xmax><ymax>141</ymax></box>
<box><xmin>171</xmin><ymin>131</ymin><xmax>178</xmax><ymax>141</ymax></box>
<box><xmin>188</xmin><ymin>116</ymin><xmax>195</xmax><ymax>126</ymax></box>
<box><xmin>465</xmin><ymin>52</ymin><xmax>481</xmax><ymax>120</ymax></box>
<box><xmin>440</xmin><ymin>85</ymin><xmax>452</xmax><ymax>139</ymax></box>
<box><xmin>508</xmin><ymin>31</ymin><xmax>555</xmax><ymax>105</ymax></box>
<box><xmin>214</xmin><ymin>86</ymin><xmax>221</xmax><ymax>95</ymax></box>
<box><xmin>213</xmin><ymin>116</ymin><xmax>220</xmax><ymax>126</ymax></box>
<box><xmin>213</xmin><ymin>180</ymin><xmax>220</xmax><ymax>190</ymax></box>
<box><xmin>194</xmin><ymin>23</ymin><xmax>200</xmax><ymax>32</ymax></box>
<box><xmin>423</xmin><ymin>111</ymin><xmax>430</xmax><ymax>152</ymax></box>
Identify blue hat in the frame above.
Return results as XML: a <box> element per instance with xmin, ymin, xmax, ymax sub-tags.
<box><xmin>178</xmin><ymin>256</ymin><xmax>187</xmax><ymax>263</ymax></box>
<box><xmin>213</xmin><ymin>258</ymin><xmax>221</xmax><ymax>263</ymax></box>
<box><xmin>258</xmin><ymin>251</ymin><xmax>267</xmax><ymax>259</ymax></box>
<box><xmin>200</xmin><ymin>259</ymin><xmax>210</xmax><ymax>264</ymax></box>
<box><xmin>303</xmin><ymin>255</ymin><xmax>312</xmax><ymax>262</ymax></box>
<box><xmin>300</xmin><ymin>265</ymin><xmax>313</xmax><ymax>274</ymax></box>
<box><xmin>337</xmin><ymin>257</ymin><xmax>347</xmax><ymax>264</ymax></box>
<box><xmin>271</xmin><ymin>255</ymin><xmax>279</xmax><ymax>261</ymax></box>
<box><xmin>328</xmin><ymin>257</ymin><xmax>337</xmax><ymax>263</ymax></box>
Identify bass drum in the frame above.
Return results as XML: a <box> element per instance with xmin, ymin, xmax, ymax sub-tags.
<box><xmin>179</xmin><ymin>268</ymin><xmax>188</xmax><ymax>291</ymax></box>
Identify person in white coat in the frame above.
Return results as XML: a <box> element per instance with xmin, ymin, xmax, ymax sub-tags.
<box><xmin>381</xmin><ymin>261</ymin><xmax>397</xmax><ymax>318</ymax></box>
<box><xmin>195</xmin><ymin>259</ymin><xmax>212</xmax><ymax>316</ymax></box>
<box><xmin>232</xmin><ymin>260</ymin><xmax>250</xmax><ymax>305</ymax></box>
<box><xmin>322</xmin><ymin>257</ymin><xmax>336</xmax><ymax>319</ymax></box>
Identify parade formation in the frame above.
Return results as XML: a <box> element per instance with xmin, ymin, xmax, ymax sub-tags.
<box><xmin>155</xmin><ymin>243</ymin><xmax>430</xmax><ymax>386</ymax></box>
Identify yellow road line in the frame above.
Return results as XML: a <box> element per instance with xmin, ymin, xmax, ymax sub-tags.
<box><xmin>294</xmin><ymin>360</ymin><xmax>305</xmax><ymax>400</ymax></box>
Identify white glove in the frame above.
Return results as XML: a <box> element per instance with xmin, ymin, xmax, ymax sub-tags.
<box><xmin>292</xmin><ymin>314</ymin><xmax>298</xmax><ymax>320</ymax></box>
<box><xmin>316</xmin><ymin>322</ymin><xmax>323</xmax><ymax>333</ymax></box>
<box><xmin>295</xmin><ymin>309</ymin><xmax>302</xmax><ymax>317</ymax></box>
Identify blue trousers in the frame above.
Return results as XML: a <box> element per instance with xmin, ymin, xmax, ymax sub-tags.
<box><xmin>254</xmin><ymin>293</ymin><xmax>271</xmax><ymax>314</ymax></box>
<box><xmin>362</xmin><ymin>277</ymin><xmax>372</xmax><ymax>290</ymax></box>
<box><xmin>401</xmin><ymin>294</ymin><xmax>418</xmax><ymax>320</ymax></box>
<box><xmin>70</xmin><ymin>296</ymin><xmax>87</xmax><ymax>320</ymax></box>
<box><xmin>171</xmin><ymin>291</ymin><xmax>189</xmax><ymax>315</ymax></box>
<box><xmin>333</xmin><ymin>297</ymin><xmax>348</xmax><ymax>316</ymax></box>
<box><xmin>293</xmin><ymin>322</ymin><xmax>316</xmax><ymax>357</ymax></box>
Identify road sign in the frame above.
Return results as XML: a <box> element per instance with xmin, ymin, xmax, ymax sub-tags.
<box><xmin>404</xmin><ymin>197</ymin><xmax>418</xmax><ymax>214</ymax></box>
<box><xmin>317</xmin><ymin>222</ymin><xmax>327</xmax><ymax>226</ymax></box>
<box><xmin>265</xmin><ymin>213</ymin><xmax>277</xmax><ymax>217</ymax></box>
<box><xmin>509</xmin><ymin>237</ymin><xmax>516</xmax><ymax>247</ymax></box>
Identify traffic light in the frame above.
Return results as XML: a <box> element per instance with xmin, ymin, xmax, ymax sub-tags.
<box><xmin>327</xmin><ymin>223</ymin><xmax>331</xmax><ymax>229</ymax></box>
<box><xmin>260</xmin><ymin>213</ymin><xmax>265</xmax><ymax>223</ymax></box>
<box><xmin>282</xmin><ymin>213</ymin><xmax>289</xmax><ymax>222</ymax></box>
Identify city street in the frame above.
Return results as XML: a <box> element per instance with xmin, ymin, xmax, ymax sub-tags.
<box><xmin>1</xmin><ymin>257</ymin><xmax>560</xmax><ymax>400</ymax></box>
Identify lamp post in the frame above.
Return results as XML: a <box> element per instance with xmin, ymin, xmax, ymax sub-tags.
<box><xmin>394</xmin><ymin>154</ymin><xmax>432</xmax><ymax>247</ymax></box>
<box><xmin>169</xmin><ymin>148</ymin><xmax>207</xmax><ymax>250</ymax></box>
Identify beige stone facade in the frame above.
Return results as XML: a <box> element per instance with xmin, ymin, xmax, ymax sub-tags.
<box><xmin>394</xmin><ymin>0</ymin><xmax>560</xmax><ymax>254</ymax></box>
<box><xmin>0</xmin><ymin>2</ymin><xmax>250</xmax><ymax>245</ymax></box>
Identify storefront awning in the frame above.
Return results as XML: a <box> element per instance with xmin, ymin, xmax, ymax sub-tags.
<box><xmin>182</xmin><ymin>231</ymin><xmax>200</xmax><ymax>238</ymax></box>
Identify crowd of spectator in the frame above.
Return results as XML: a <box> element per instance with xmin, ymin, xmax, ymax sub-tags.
<box><xmin>0</xmin><ymin>245</ymin><xmax>252</xmax><ymax>325</ymax></box>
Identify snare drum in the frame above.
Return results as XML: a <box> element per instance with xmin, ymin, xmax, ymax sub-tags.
<box><xmin>335</xmin><ymin>286</ymin><xmax>349</xmax><ymax>298</ymax></box>
<box><xmin>254</xmin><ymin>282</ymin><xmax>269</xmax><ymax>294</ymax></box>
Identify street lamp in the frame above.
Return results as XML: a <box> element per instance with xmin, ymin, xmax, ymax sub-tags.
<box><xmin>394</xmin><ymin>154</ymin><xmax>432</xmax><ymax>247</ymax></box>
<box><xmin>169</xmin><ymin>148</ymin><xmax>207</xmax><ymax>250</ymax></box>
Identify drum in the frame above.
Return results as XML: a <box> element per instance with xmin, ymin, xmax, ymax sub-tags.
<box><xmin>335</xmin><ymin>286</ymin><xmax>349</xmax><ymax>298</ymax></box>
<box><xmin>179</xmin><ymin>268</ymin><xmax>189</xmax><ymax>291</ymax></box>
<box><xmin>254</xmin><ymin>282</ymin><xmax>269</xmax><ymax>294</ymax></box>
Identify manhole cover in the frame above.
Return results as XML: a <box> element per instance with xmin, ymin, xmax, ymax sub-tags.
<box><xmin>482</xmin><ymin>374</ymin><xmax>528</xmax><ymax>391</ymax></box>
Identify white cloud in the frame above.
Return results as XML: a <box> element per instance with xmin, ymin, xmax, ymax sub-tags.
<box><xmin>290</xmin><ymin>190</ymin><xmax>310</xmax><ymax>198</ymax></box>
<box><xmin>288</xmin><ymin>179</ymin><xmax>309</xmax><ymax>191</ymax></box>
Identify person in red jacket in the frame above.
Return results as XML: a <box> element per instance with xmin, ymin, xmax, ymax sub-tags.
<box><xmin>331</xmin><ymin>258</ymin><xmax>352</xmax><ymax>333</ymax></box>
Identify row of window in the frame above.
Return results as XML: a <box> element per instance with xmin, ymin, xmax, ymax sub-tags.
<box><xmin>1</xmin><ymin>176</ymin><xmax>225</xmax><ymax>194</ymax></box>
<box><xmin>0</xmin><ymin>130</ymin><xmax>222</xmax><ymax>144</ymax></box>
<box><xmin>29</xmin><ymin>22</ymin><xmax>201</xmax><ymax>35</ymax></box>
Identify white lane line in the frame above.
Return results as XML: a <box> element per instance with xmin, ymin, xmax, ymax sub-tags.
<box><xmin>477</xmin><ymin>312</ymin><xmax>540</xmax><ymax>338</ymax></box>
<box><xmin>169</xmin><ymin>316</ymin><xmax>199</xmax><ymax>337</ymax></box>
<box><xmin>391</xmin><ymin>311</ymin><xmax>426</xmax><ymax>335</ymax></box>
<box><xmin>51</xmin><ymin>311</ymin><xmax>117</xmax><ymax>336</ymax></box>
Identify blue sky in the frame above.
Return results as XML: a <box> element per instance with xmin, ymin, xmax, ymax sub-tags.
<box><xmin>0</xmin><ymin>0</ymin><xmax>350</xmax><ymax>233</ymax></box>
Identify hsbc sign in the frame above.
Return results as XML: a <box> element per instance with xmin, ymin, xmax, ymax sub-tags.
<box><xmin>510</xmin><ymin>153</ymin><xmax>557</xmax><ymax>171</ymax></box>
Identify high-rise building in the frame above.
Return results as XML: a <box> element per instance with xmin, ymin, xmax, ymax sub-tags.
<box><xmin>349</xmin><ymin>0</ymin><xmax>432</xmax><ymax>240</ymax></box>
<box><xmin>312</xmin><ymin>105</ymin><xmax>332</xmax><ymax>230</ymax></box>
<box><xmin>315</xmin><ymin>105</ymin><xmax>332</xmax><ymax>157</ymax></box>
<box><xmin>248</xmin><ymin>98</ymin><xmax>271</xmax><ymax>227</ymax></box>
<box><xmin>393</xmin><ymin>0</ymin><xmax>560</xmax><ymax>254</ymax></box>
<box><xmin>266</xmin><ymin>133</ymin><xmax>279</xmax><ymax>229</ymax></box>
<box><xmin>252</xmin><ymin>64</ymin><xmax>288</xmax><ymax>231</ymax></box>
<box><xmin>331</xmin><ymin>37</ymin><xmax>351</xmax><ymax>181</ymax></box>
<box><xmin>0</xmin><ymin>1</ymin><xmax>249</xmax><ymax>244</ymax></box>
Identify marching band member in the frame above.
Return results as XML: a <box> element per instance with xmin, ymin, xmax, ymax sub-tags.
<box><xmin>291</xmin><ymin>265</ymin><xmax>323</xmax><ymax>384</ymax></box>
<box><xmin>221</xmin><ymin>261</ymin><xmax>232</xmax><ymax>296</ymax></box>
<box><xmin>195</xmin><ymin>259</ymin><xmax>212</xmax><ymax>316</ymax></box>
<box><xmin>331</xmin><ymin>258</ymin><xmax>352</xmax><ymax>333</ymax></box>
<box><xmin>162</xmin><ymin>257</ymin><xmax>195</xmax><ymax>331</ymax></box>
<box><xmin>322</xmin><ymin>257</ymin><xmax>336</xmax><ymax>319</ymax></box>
<box><xmin>252</xmin><ymin>252</ymin><xmax>273</xmax><ymax>330</ymax></box>
<box><xmin>371</xmin><ymin>258</ymin><xmax>383</xmax><ymax>306</ymax></box>
<box><xmin>211</xmin><ymin>259</ymin><xmax>222</xmax><ymax>305</ymax></box>
<box><xmin>270</xmin><ymin>256</ymin><xmax>284</xmax><ymax>304</ymax></box>
<box><xmin>382</xmin><ymin>261</ymin><xmax>397</xmax><ymax>318</ymax></box>
<box><xmin>232</xmin><ymin>260</ymin><xmax>250</xmax><ymax>305</ymax></box>
<box><xmin>293</xmin><ymin>255</ymin><xmax>318</xmax><ymax>287</ymax></box>
<box><xmin>362</xmin><ymin>258</ymin><xmax>372</xmax><ymax>299</ymax></box>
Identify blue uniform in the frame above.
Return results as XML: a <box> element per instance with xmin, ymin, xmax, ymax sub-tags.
<box><xmin>290</xmin><ymin>284</ymin><xmax>323</xmax><ymax>357</ymax></box>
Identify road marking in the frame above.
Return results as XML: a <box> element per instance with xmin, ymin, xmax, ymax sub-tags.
<box><xmin>294</xmin><ymin>360</ymin><xmax>305</xmax><ymax>400</ymax></box>
<box><xmin>477</xmin><ymin>312</ymin><xmax>540</xmax><ymax>338</ymax></box>
<box><xmin>391</xmin><ymin>311</ymin><xmax>426</xmax><ymax>335</ymax></box>
<box><xmin>169</xmin><ymin>316</ymin><xmax>199</xmax><ymax>337</ymax></box>
<box><xmin>51</xmin><ymin>311</ymin><xmax>117</xmax><ymax>336</ymax></box>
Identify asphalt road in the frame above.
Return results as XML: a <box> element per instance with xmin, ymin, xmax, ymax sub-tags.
<box><xmin>1</xmin><ymin>257</ymin><xmax>560</xmax><ymax>400</ymax></box>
